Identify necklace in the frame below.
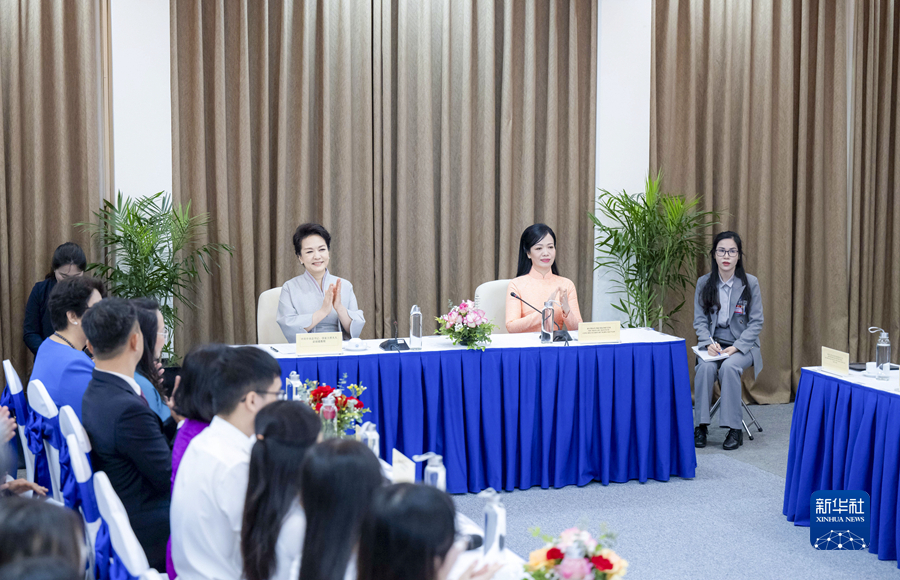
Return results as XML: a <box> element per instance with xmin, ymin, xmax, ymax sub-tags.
<box><xmin>53</xmin><ymin>332</ymin><xmax>78</xmax><ymax>350</ymax></box>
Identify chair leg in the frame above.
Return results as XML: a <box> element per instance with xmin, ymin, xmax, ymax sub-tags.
<box><xmin>709</xmin><ymin>398</ymin><xmax>721</xmax><ymax>419</ymax></box>
<box><xmin>741</xmin><ymin>400</ymin><xmax>763</xmax><ymax>432</ymax></box>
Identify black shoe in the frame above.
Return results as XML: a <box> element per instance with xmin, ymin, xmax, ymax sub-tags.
<box><xmin>694</xmin><ymin>425</ymin><xmax>708</xmax><ymax>448</ymax></box>
<box><xmin>723</xmin><ymin>428</ymin><xmax>743</xmax><ymax>450</ymax></box>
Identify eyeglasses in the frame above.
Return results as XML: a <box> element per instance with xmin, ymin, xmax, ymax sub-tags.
<box><xmin>158</xmin><ymin>329</ymin><xmax>170</xmax><ymax>343</ymax></box>
<box><xmin>715</xmin><ymin>248</ymin><xmax>739</xmax><ymax>257</ymax></box>
<box><xmin>241</xmin><ymin>389</ymin><xmax>286</xmax><ymax>403</ymax></box>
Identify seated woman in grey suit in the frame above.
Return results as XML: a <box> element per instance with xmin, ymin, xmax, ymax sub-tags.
<box><xmin>277</xmin><ymin>223</ymin><xmax>365</xmax><ymax>341</ymax></box>
<box><xmin>693</xmin><ymin>231</ymin><xmax>764</xmax><ymax>451</ymax></box>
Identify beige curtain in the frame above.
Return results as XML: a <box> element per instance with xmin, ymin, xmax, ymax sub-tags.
<box><xmin>0</xmin><ymin>0</ymin><xmax>101</xmax><ymax>375</ymax></box>
<box><xmin>170</xmin><ymin>0</ymin><xmax>377</xmax><ymax>347</ymax></box>
<box><xmin>849</xmin><ymin>0</ymin><xmax>900</xmax><ymax>364</ymax></box>
<box><xmin>651</xmin><ymin>0</ymin><xmax>849</xmax><ymax>402</ymax></box>
<box><xmin>171</xmin><ymin>0</ymin><xmax>597</xmax><ymax>346</ymax></box>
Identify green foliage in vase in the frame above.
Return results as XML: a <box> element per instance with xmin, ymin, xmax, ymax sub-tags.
<box><xmin>590</xmin><ymin>171</ymin><xmax>718</xmax><ymax>330</ymax></box>
<box><xmin>78</xmin><ymin>191</ymin><xmax>233</xmax><ymax>359</ymax></box>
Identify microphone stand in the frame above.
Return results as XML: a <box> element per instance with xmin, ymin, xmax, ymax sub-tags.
<box><xmin>379</xmin><ymin>320</ymin><xmax>410</xmax><ymax>351</ymax></box>
<box><xmin>510</xmin><ymin>293</ymin><xmax>574</xmax><ymax>345</ymax></box>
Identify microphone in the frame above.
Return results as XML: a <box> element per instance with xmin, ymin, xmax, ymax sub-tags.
<box><xmin>509</xmin><ymin>292</ymin><xmax>574</xmax><ymax>344</ymax></box>
<box><xmin>379</xmin><ymin>320</ymin><xmax>410</xmax><ymax>351</ymax></box>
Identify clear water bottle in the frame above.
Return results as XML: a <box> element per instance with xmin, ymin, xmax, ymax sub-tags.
<box><xmin>872</xmin><ymin>327</ymin><xmax>891</xmax><ymax>381</ymax></box>
<box><xmin>541</xmin><ymin>301</ymin><xmax>554</xmax><ymax>343</ymax></box>
<box><xmin>409</xmin><ymin>305</ymin><xmax>423</xmax><ymax>350</ymax></box>
<box><xmin>320</xmin><ymin>393</ymin><xmax>339</xmax><ymax>438</ymax></box>
<box><xmin>412</xmin><ymin>452</ymin><xmax>446</xmax><ymax>491</ymax></box>
<box><xmin>287</xmin><ymin>371</ymin><xmax>309</xmax><ymax>403</ymax></box>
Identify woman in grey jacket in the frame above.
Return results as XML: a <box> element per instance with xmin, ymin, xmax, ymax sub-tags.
<box><xmin>692</xmin><ymin>231</ymin><xmax>764</xmax><ymax>451</ymax></box>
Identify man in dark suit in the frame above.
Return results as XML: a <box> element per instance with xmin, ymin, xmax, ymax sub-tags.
<box><xmin>81</xmin><ymin>298</ymin><xmax>172</xmax><ymax>569</ymax></box>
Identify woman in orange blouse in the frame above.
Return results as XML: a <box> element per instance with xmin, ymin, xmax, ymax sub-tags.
<box><xmin>506</xmin><ymin>224</ymin><xmax>583</xmax><ymax>333</ymax></box>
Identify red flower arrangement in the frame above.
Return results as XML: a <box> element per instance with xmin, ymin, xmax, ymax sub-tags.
<box><xmin>303</xmin><ymin>378</ymin><xmax>369</xmax><ymax>433</ymax></box>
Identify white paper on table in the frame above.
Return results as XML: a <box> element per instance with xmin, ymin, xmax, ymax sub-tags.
<box><xmin>692</xmin><ymin>345</ymin><xmax>730</xmax><ymax>362</ymax></box>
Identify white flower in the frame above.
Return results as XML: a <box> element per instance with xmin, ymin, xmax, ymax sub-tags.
<box><xmin>454</xmin><ymin>323</ymin><xmax>464</xmax><ymax>332</ymax></box>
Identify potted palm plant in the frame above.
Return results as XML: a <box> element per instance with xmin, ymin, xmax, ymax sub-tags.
<box><xmin>590</xmin><ymin>172</ymin><xmax>718</xmax><ymax>331</ymax></box>
<box><xmin>79</xmin><ymin>191</ymin><xmax>233</xmax><ymax>359</ymax></box>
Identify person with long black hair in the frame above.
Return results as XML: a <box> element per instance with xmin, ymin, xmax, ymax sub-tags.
<box><xmin>299</xmin><ymin>439</ymin><xmax>384</xmax><ymax>580</ymax></box>
<box><xmin>241</xmin><ymin>401</ymin><xmax>321</xmax><ymax>580</ymax></box>
<box><xmin>131</xmin><ymin>298</ymin><xmax>174</xmax><ymax>428</ymax></box>
<box><xmin>23</xmin><ymin>242</ymin><xmax>88</xmax><ymax>354</ymax></box>
<box><xmin>357</xmin><ymin>483</ymin><xmax>502</xmax><ymax>580</ymax></box>
<box><xmin>505</xmin><ymin>223</ymin><xmax>583</xmax><ymax>333</ymax></box>
<box><xmin>692</xmin><ymin>231</ymin><xmax>764</xmax><ymax>450</ymax></box>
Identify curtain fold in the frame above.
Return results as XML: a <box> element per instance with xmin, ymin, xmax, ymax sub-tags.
<box><xmin>171</xmin><ymin>0</ymin><xmax>597</xmax><ymax>347</ymax></box>
<box><xmin>170</xmin><ymin>0</ymin><xmax>376</xmax><ymax>347</ymax></box>
<box><xmin>0</xmin><ymin>0</ymin><xmax>100</xmax><ymax>375</ymax></box>
<box><xmin>849</xmin><ymin>0</ymin><xmax>899</xmax><ymax>364</ymax></box>
<box><xmin>651</xmin><ymin>0</ymin><xmax>848</xmax><ymax>402</ymax></box>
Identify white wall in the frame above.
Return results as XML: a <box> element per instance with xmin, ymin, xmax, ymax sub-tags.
<box><xmin>110</xmin><ymin>0</ymin><xmax>172</xmax><ymax>200</ymax></box>
<box><xmin>591</xmin><ymin>0</ymin><xmax>652</xmax><ymax>323</ymax></box>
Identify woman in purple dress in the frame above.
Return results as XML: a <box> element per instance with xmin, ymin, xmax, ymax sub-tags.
<box><xmin>165</xmin><ymin>343</ymin><xmax>228</xmax><ymax>578</ymax></box>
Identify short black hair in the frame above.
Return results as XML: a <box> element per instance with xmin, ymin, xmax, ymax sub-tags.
<box><xmin>292</xmin><ymin>223</ymin><xmax>331</xmax><ymax>256</ymax></box>
<box><xmin>213</xmin><ymin>346</ymin><xmax>282</xmax><ymax>416</ymax></box>
<box><xmin>173</xmin><ymin>343</ymin><xmax>229</xmax><ymax>422</ymax></box>
<box><xmin>50</xmin><ymin>242</ymin><xmax>87</xmax><ymax>273</ymax></box>
<box><xmin>48</xmin><ymin>276</ymin><xmax>107</xmax><ymax>331</ymax></box>
<box><xmin>0</xmin><ymin>496</ymin><xmax>84</xmax><ymax>571</ymax></box>
<box><xmin>81</xmin><ymin>298</ymin><xmax>140</xmax><ymax>360</ymax></box>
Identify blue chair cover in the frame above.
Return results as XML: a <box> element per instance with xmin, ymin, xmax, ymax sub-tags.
<box><xmin>78</xmin><ymin>475</ymin><xmax>114</xmax><ymax>580</ymax></box>
<box><xmin>109</xmin><ymin>551</ymin><xmax>140</xmax><ymax>580</ymax></box>
<box><xmin>23</xmin><ymin>410</ymin><xmax>51</xmax><ymax>489</ymax></box>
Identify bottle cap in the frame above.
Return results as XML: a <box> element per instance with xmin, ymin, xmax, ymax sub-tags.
<box><xmin>869</xmin><ymin>326</ymin><xmax>889</xmax><ymax>340</ymax></box>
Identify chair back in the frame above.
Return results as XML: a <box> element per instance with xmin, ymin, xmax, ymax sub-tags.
<box><xmin>27</xmin><ymin>379</ymin><xmax>63</xmax><ymax>502</ymax></box>
<box><xmin>94</xmin><ymin>471</ymin><xmax>150</xmax><ymax>578</ymax></box>
<box><xmin>473</xmin><ymin>280</ymin><xmax>511</xmax><ymax>334</ymax></box>
<box><xmin>60</xmin><ymin>405</ymin><xmax>92</xmax><ymax>453</ymax></box>
<box><xmin>2</xmin><ymin>360</ymin><xmax>34</xmax><ymax>492</ymax></box>
<box><xmin>66</xmin><ymin>432</ymin><xmax>104</xmax><ymax>578</ymax></box>
<box><xmin>257</xmin><ymin>287</ymin><xmax>285</xmax><ymax>343</ymax></box>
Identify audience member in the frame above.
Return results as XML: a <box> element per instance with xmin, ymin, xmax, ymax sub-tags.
<box><xmin>131</xmin><ymin>298</ymin><xmax>174</xmax><ymax>430</ymax></box>
<box><xmin>357</xmin><ymin>484</ymin><xmax>502</xmax><ymax>580</ymax></box>
<box><xmin>171</xmin><ymin>346</ymin><xmax>283</xmax><ymax>580</ymax></box>
<box><xmin>30</xmin><ymin>276</ymin><xmax>105</xmax><ymax>419</ymax></box>
<box><xmin>242</xmin><ymin>401</ymin><xmax>321</xmax><ymax>580</ymax></box>
<box><xmin>1</xmin><ymin>407</ymin><xmax>46</xmax><ymax>496</ymax></box>
<box><xmin>24</xmin><ymin>242</ymin><xmax>87</xmax><ymax>355</ymax></box>
<box><xmin>299</xmin><ymin>439</ymin><xmax>385</xmax><ymax>580</ymax></box>
<box><xmin>0</xmin><ymin>557</ymin><xmax>81</xmax><ymax>580</ymax></box>
<box><xmin>165</xmin><ymin>342</ymin><xmax>228</xmax><ymax>578</ymax></box>
<box><xmin>0</xmin><ymin>496</ymin><xmax>84</xmax><ymax>574</ymax></box>
<box><xmin>81</xmin><ymin>298</ymin><xmax>171</xmax><ymax>570</ymax></box>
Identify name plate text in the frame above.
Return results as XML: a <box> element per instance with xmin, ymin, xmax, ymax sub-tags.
<box><xmin>296</xmin><ymin>332</ymin><xmax>343</xmax><ymax>355</ymax></box>
<box><xmin>579</xmin><ymin>321</ymin><xmax>621</xmax><ymax>344</ymax></box>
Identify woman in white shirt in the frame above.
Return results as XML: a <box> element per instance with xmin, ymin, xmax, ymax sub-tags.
<box><xmin>241</xmin><ymin>401</ymin><xmax>322</xmax><ymax>580</ymax></box>
<box><xmin>277</xmin><ymin>223</ymin><xmax>365</xmax><ymax>341</ymax></box>
<box><xmin>299</xmin><ymin>439</ymin><xmax>385</xmax><ymax>580</ymax></box>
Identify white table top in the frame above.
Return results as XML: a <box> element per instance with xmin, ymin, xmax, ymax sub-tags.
<box><xmin>804</xmin><ymin>366</ymin><xmax>900</xmax><ymax>395</ymax></box>
<box><xmin>259</xmin><ymin>328</ymin><xmax>683</xmax><ymax>358</ymax></box>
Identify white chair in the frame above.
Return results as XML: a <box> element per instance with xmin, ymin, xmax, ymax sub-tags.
<box><xmin>27</xmin><ymin>379</ymin><xmax>62</xmax><ymax>502</ymax></box>
<box><xmin>93</xmin><ymin>471</ymin><xmax>152</xmax><ymax>578</ymax></box>
<box><xmin>473</xmin><ymin>279</ymin><xmax>511</xmax><ymax>335</ymax></box>
<box><xmin>257</xmin><ymin>287</ymin><xmax>285</xmax><ymax>344</ymax></box>
<box><xmin>59</xmin><ymin>405</ymin><xmax>92</xmax><ymax>453</ymax></box>
<box><xmin>66</xmin><ymin>433</ymin><xmax>101</xmax><ymax>576</ymax></box>
<box><xmin>2</xmin><ymin>360</ymin><xmax>35</xmax><ymax>495</ymax></box>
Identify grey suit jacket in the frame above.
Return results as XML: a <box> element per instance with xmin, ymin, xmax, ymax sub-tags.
<box><xmin>692</xmin><ymin>273</ymin><xmax>764</xmax><ymax>378</ymax></box>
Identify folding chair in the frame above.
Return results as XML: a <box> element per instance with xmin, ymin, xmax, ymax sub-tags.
<box><xmin>709</xmin><ymin>397</ymin><xmax>763</xmax><ymax>441</ymax></box>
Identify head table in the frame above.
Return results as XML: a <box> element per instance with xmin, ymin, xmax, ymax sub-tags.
<box><xmin>783</xmin><ymin>367</ymin><xmax>900</xmax><ymax>568</ymax></box>
<box><xmin>258</xmin><ymin>329</ymin><xmax>697</xmax><ymax>494</ymax></box>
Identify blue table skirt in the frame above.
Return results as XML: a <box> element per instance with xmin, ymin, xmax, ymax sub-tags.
<box><xmin>278</xmin><ymin>340</ymin><xmax>697</xmax><ymax>494</ymax></box>
<box><xmin>783</xmin><ymin>369</ymin><xmax>900</xmax><ymax>566</ymax></box>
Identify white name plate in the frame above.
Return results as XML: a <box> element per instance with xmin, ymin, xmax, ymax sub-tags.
<box><xmin>821</xmin><ymin>346</ymin><xmax>850</xmax><ymax>376</ymax></box>
<box><xmin>392</xmin><ymin>449</ymin><xmax>416</xmax><ymax>484</ymax></box>
<box><xmin>296</xmin><ymin>332</ymin><xmax>343</xmax><ymax>355</ymax></box>
<box><xmin>579</xmin><ymin>321</ymin><xmax>621</xmax><ymax>344</ymax></box>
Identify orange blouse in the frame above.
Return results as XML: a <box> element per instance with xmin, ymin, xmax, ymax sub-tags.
<box><xmin>505</xmin><ymin>269</ymin><xmax>583</xmax><ymax>333</ymax></box>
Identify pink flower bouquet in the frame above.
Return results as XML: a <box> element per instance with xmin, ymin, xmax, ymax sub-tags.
<box><xmin>434</xmin><ymin>299</ymin><xmax>497</xmax><ymax>351</ymax></box>
<box><xmin>526</xmin><ymin>527</ymin><xmax>627</xmax><ymax>580</ymax></box>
